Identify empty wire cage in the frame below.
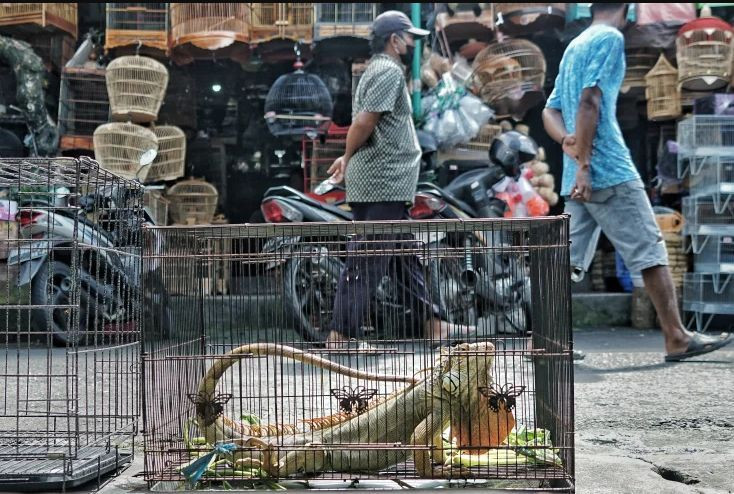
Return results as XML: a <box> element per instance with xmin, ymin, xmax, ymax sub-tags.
<box><xmin>141</xmin><ymin>217</ymin><xmax>574</xmax><ymax>491</ymax></box>
<box><xmin>105</xmin><ymin>3</ymin><xmax>169</xmax><ymax>53</ymax></box>
<box><xmin>0</xmin><ymin>157</ymin><xmax>144</xmax><ymax>490</ymax></box>
<box><xmin>683</xmin><ymin>273</ymin><xmax>734</xmax><ymax>332</ymax></box>
<box><xmin>681</xmin><ymin>154</ymin><xmax>734</xmax><ymax>213</ymax></box>
<box><xmin>314</xmin><ymin>3</ymin><xmax>377</xmax><ymax>40</ymax></box>
<box><xmin>689</xmin><ymin>234</ymin><xmax>734</xmax><ymax>273</ymax></box>
<box><xmin>683</xmin><ymin>195</ymin><xmax>734</xmax><ymax>236</ymax></box>
<box><xmin>58</xmin><ymin>67</ymin><xmax>110</xmax><ymax>151</ymax></box>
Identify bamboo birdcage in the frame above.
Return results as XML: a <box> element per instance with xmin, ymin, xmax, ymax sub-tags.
<box><xmin>249</xmin><ymin>3</ymin><xmax>314</xmax><ymax>44</ymax></box>
<box><xmin>145</xmin><ymin>126</ymin><xmax>186</xmax><ymax>183</ymax></box>
<box><xmin>167</xmin><ymin>178</ymin><xmax>218</xmax><ymax>225</ymax></box>
<box><xmin>645</xmin><ymin>54</ymin><xmax>681</xmax><ymax>121</ymax></box>
<box><xmin>314</xmin><ymin>3</ymin><xmax>377</xmax><ymax>40</ymax></box>
<box><xmin>93</xmin><ymin>122</ymin><xmax>158</xmax><ymax>181</ymax></box>
<box><xmin>169</xmin><ymin>3</ymin><xmax>250</xmax><ymax>51</ymax></box>
<box><xmin>471</xmin><ymin>38</ymin><xmax>546</xmax><ymax>110</ymax></box>
<box><xmin>495</xmin><ymin>3</ymin><xmax>566</xmax><ymax>35</ymax></box>
<box><xmin>105</xmin><ymin>3</ymin><xmax>168</xmax><ymax>52</ymax></box>
<box><xmin>58</xmin><ymin>67</ymin><xmax>110</xmax><ymax>151</ymax></box>
<box><xmin>0</xmin><ymin>3</ymin><xmax>77</xmax><ymax>38</ymax></box>
<box><xmin>106</xmin><ymin>55</ymin><xmax>169</xmax><ymax>123</ymax></box>
<box><xmin>143</xmin><ymin>188</ymin><xmax>170</xmax><ymax>226</ymax></box>
<box><xmin>676</xmin><ymin>14</ymin><xmax>734</xmax><ymax>91</ymax></box>
<box><xmin>621</xmin><ymin>49</ymin><xmax>658</xmax><ymax>94</ymax></box>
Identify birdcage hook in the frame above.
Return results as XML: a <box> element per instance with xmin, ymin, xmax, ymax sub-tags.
<box><xmin>135</xmin><ymin>40</ymin><xmax>142</xmax><ymax>56</ymax></box>
<box><xmin>293</xmin><ymin>42</ymin><xmax>303</xmax><ymax>70</ymax></box>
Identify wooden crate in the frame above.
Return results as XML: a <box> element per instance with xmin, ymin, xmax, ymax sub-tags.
<box><xmin>0</xmin><ymin>3</ymin><xmax>77</xmax><ymax>38</ymax></box>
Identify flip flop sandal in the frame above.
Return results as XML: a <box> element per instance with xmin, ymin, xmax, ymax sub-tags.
<box><xmin>322</xmin><ymin>339</ymin><xmax>381</xmax><ymax>356</ymax></box>
<box><xmin>665</xmin><ymin>332</ymin><xmax>733</xmax><ymax>362</ymax></box>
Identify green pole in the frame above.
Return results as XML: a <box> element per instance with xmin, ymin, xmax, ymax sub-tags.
<box><xmin>411</xmin><ymin>3</ymin><xmax>422</xmax><ymax>119</ymax></box>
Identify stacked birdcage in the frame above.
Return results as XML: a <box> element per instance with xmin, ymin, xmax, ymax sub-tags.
<box><xmin>167</xmin><ymin>177</ymin><xmax>219</xmax><ymax>225</ymax></box>
<box><xmin>249</xmin><ymin>3</ymin><xmax>314</xmax><ymax>45</ymax></box>
<box><xmin>645</xmin><ymin>54</ymin><xmax>681</xmax><ymax>121</ymax></box>
<box><xmin>678</xmin><ymin>115</ymin><xmax>734</xmax><ymax>332</ymax></box>
<box><xmin>314</xmin><ymin>3</ymin><xmax>377</xmax><ymax>40</ymax></box>
<box><xmin>0</xmin><ymin>3</ymin><xmax>77</xmax><ymax>38</ymax></box>
<box><xmin>0</xmin><ymin>156</ymin><xmax>143</xmax><ymax>490</ymax></box>
<box><xmin>58</xmin><ymin>67</ymin><xmax>110</xmax><ymax>151</ymax></box>
<box><xmin>676</xmin><ymin>12</ymin><xmax>734</xmax><ymax>91</ymax></box>
<box><xmin>104</xmin><ymin>3</ymin><xmax>169</xmax><ymax>53</ymax></box>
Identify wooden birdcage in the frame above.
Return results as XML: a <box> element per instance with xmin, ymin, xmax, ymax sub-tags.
<box><xmin>105</xmin><ymin>3</ymin><xmax>168</xmax><ymax>53</ymax></box>
<box><xmin>435</xmin><ymin>4</ymin><xmax>494</xmax><ymax>48</ymax></box>
<box><xmin>169</xmin><ymin>3</ymin><xmax>249</xmax><ymax>51</ymax></box>
<box><xmin>472</xmin><ymin>38</ymin><xmax>546</xmax><ymax>107</ymax></box>
<box><xmin>167</xmin><ymin>178</ymin><xmax>218</xmax><ymax>225</ymax></box>
<box><xmin>143</xmin><ymin>188</ymin><xmax>170</xmax><ymax>226</ymax></box>
<box><xmin>106</xmin><ymin>55</ymin><xmax>169</xmax><ymax>123</ymax></box>
<box><xmin>249</xmin><ymin>3</ymin><xmax>313</xmax><ymax>44</ymax></box>
<box><xmin>495</xmin><ymin>3</ymin><xmax>565</xmax><ymax>36</ymax></box>
<box><xmin>621</xmin><ymin>49</ymin><xmax>658</xmax><ymax>95</ymax></box>
<box><xmin>93</xmin><ymin>122</ymin><xmax>159</xmax><ymax>181</ymax></box>
<box><xmin>58</xmin><ymin>67</ymin><xmax>110</xmax><ymax>151</ymax></box>
<box><xmin>676</xmin><ymin>13</ymin><xmax>734</xmax><ymax>91</ymax></box>
<box><xmin>645</xmin><ymin>54</ymin><xmax>681</xmax><ymax>121</ymax></box>
<box><xmin>145</xmin><ymin>125</ymin><xmax>186</xmax><ymax>183</ymax></box>
<box><xmin>314</xmin><ymin>3</ymin><xmax>377</xmax><ymax>40</ymax></box>
<box><xmin>0</xmin><ymin>3</ymin><xmax>77</xmax><ymax>38</ymax></box>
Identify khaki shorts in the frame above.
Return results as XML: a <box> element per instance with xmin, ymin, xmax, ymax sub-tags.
<box><xmin>564</xmin><ymin>179</ymin><xmax>668</xmax><ymax>282</ymax></box>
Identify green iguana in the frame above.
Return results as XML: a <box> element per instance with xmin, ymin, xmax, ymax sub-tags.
<box><xmin>194</xmin><ymin>342</ymin><xmax>501</xmax><ymax>479</ymax></box>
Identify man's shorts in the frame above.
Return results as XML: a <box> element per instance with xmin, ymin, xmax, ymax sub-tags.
<box><xmin>564</xmin><ymin>179</ymin><xmax>668</xmax><ymax>282</ymax></box>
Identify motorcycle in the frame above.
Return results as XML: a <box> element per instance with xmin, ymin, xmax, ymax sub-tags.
<box><xmin>7</xmin><ymin>156</ymin><xmax>171</xmax><ymax>345</ymax></box>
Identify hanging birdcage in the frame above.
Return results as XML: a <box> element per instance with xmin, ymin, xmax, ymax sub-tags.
<box><xmin>106</xmin><ymin>55</ymin><xmax>169</xmax><ymax>123</ymax></box>
<box><xmin>93</xmin><ymin>122</ymin><xmax>158</xmax><ymax>181</ymax></box>
<box><xmin>249</xmin><ymin>3</ymin><xmax>314</xmax><ymax>45</ymax></box>
<box><xmin>495</xmin><ymin>3</ymin><xmax>565</xmax><ymax>36</ymax></box>
<box><xmin>621</xmin><ymin>49</ymin><xmax>658</xmax><ymax>95</ymax></box>
<box><xmin>169</xmin><ymin>3</ymin><xmax>250</xmax><ymax>52</ymax></box>
<box><xmin>314</xmin><ymin>3</ymin><xmax>377</xmax><ymax>40</ymax></box>
<box><xmin>167</xmin><ymin>177</ymin><xmax>218</xmax><ymax>225</ymax></box>
<box><xmin>105</xmin><ymin>3</ymin><xmax>168</xmax><ymax>52</ymax></box>
<box><xmin>645</xmin><ymin>54</ymin><xmax>681</xmax><ymax>121</ymax></box>
<box><xmin>145</xmin><ymin>126</ymin><xmax>186</xmax><ymax>183</ymax></box>
<box><xmin>264</xmin><ymin>50</ymin><xmax>333</xmax><ymax>139</ymax></box>
<box><xmin>58</xmin><ymin>67</ymin><xmax>110</xmax><ymax>151</ymax></box>
<box><xmin>0</xmin><ymin>3</ymin><xmax>77</xmax><ymax>38</ymax></box>
<box><xmin>676</xmin><ymin>11</ymin><xmax>734</xmax><ymax>91</ymax></box>
<box><xmin>471</xmin><ymin>38</ymin><xmax>546</xmax><ymax>119</ymax></box>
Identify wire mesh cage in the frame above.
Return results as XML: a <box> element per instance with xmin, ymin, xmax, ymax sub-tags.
<box><xmin>314</xmin><ymin>3</ymin><xmax>377</xmax><ymax>40</ymax></box>
<box><xmin>58</xmin><ymin>67</ymin><xmax>110</xmax><ymax>151</ymax></box>
<box><xmin>167</xmin><ymin>178</ymin><xmax>219</xmax><ymax>225</ymax></box>
<box><xmin>689</xmin><ymin>234</ymin><xmax>734</xmax><ymax>274</ymax></box>
<box><xmin>683</xmin><ymin>195</ymin><xmax>734</xmax><ymax>236</ymax></box>
<box><xmin>471</xmin><ymin>39</ymin><xmax>546</xmax><ymax>119</ymax></box>
<box><xmin>105</xmin><ymin>3</ymin><xmax>169</xmax><ymax>52</ymax></box>
<box><xmin>143</xmin><ymin>188</ymin><xmax>169</xmax><ymax>226</ymax></box>
<box><xmin>302</xmin><ymin>123</ymin><xmax>348</xmax><ymax>193</ymax></box>
<box><xmin>249</xmin><ymin>3</ymin><xmax>314</xmax><ymax>44</ymax></box>
<box><xmin>106</xmin><ymin>55</ymin><xmax>169</xmax><ymax>124</ymax></box>
<box><xmin>683</xmin><ymin>273</ymin><xmax>734</xmax><ymax>332</ymax></box>
<box><xmin>0</xmin><ymin>3</ymin><xmax>77</xmax><ymax>38</ymax></box>
<box><xmin>140</xmin><ymin>217</ymin><xmax>574</xmax><ymax>491</ymax></box>
<box><xmin>621</xmin><ymin>48</ymin><xmax>658</xmax><ymax>95</ymax></box>
<box><xmin>679</xmin><ymin>153</ymin><xmax>734</xmax><ymax>213</ymax></box>
<box><xmin>676</xmin><ymin>15</ymin><xmax>734</xmax><ymax>91</ymax></box>
<box><xmin>645</xmin><ymin>54</ymin><xmax>681</xmax><ymax>122</ymax></box>
<box><xmin>146</xmin><ymin>125</ymin><xmax>186</xmax><ymax>184</ymax></box>
<box><xmin>495</xmin><ymin>3</ymin><xmax>566</xmax><ymax>36</ymax></box>
<box><xmin>93</xmin><ymin>122</ymin><xmax>159</xmax><ymax>181</ymax></box>
<box><xmin>0</xmin><ymin>156</ymin><xmax>144</xmax><ymax>490</ymax></box>
<box><xmin>169</xmin><ymin>3</ymin><xmax>250</xmax><ymax>51</ymax></box>
<box><xmin>264</xmin><ymin>60</ymin><xmax>333</xmax><ymax>138</ymax></box>
<box><xmin>676</xmin><ymin>115</ymin><xmax>734</xmax><ymax>163</ymax></box>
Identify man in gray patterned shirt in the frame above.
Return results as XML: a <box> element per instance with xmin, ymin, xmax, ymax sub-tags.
<box><xmin>325</xmin><ymin>11</ymin><xmax>467</xmax><ymax>349</ymax></box>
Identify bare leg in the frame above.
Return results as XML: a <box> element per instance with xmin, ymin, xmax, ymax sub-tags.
<box><xmin>641</xmin><ymin>265</ymin><xmax>690</xmax><ymax>354</ymax></box>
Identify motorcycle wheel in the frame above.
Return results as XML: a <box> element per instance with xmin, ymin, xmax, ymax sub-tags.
<box><xmin>31</xmin><ymin>260</ymin><xmax>91</xmax><ymax>346</ymax></box>
<box><xmin>427</xmin><ymin>240</ymin><xmax>478</xmax><ymax>326</ymax></box>
<box><xmin>142</xmin><ymin>269</ymin><xmax>172</xmax><ymax>341</ymax></box>
<box><xmin>283</xmin><ymin>255</ymin><xmax>344</xmax><ymax>342</ymax></box>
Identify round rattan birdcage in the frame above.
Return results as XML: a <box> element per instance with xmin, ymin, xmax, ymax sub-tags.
<box><xmin>495</xmin><ymin>3</ymin><xmax>566</xmax><ymax>35</ymax></box>
<box><xmin>145</xmin><ymin>125</ymin><xmax>186</xmax><ymax>183</ymax></box>
<box><xmin>621</xmin><ymin>49</ymin><xmax>658</xmax><ymax>94</ymax></box>
<box><xmin>167</xmin><ymin>178</ymin><xmax>218</xmax><ymax>225</ymax></box>
<box><xmin>93</xmin><ymin>122</ymin><xmax>158</xmax><ymax>180</ymax></box>
<box><xmin>169</xmin><ymin>3</ymin><xmax>250</xmax><ymax>51</ymax></box>
<box><xmin>106</xmin><ymin>55</ymin><xmax>169</xmax><ymax>123</ymax></box>
<box><xmin>471</xmin><ymin>39</ymin><xmax>546</xmax><ymax>118</ymax></box>
<box><xmin>264</xmin><ymin>57</ymin><xmax>333</xmax><ymax>139</ymax></box>
<box><xmin>645</xmin><ymin>54</ymin><xmax>681</xmax><ymax>121</ymax></box>
<box><xmin>676</xmin><ymin>12</ymin><xmax>734</xmax><ymax>91</ymax></box>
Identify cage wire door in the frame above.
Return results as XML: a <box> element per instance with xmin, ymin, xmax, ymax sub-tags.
<box><xmin>0</xmin><ymin>157</ymin><xmax>143</xmax><ymax>491</ymax></box>
<box><xmin>142</xmin><ymin>218</ymin><xmax>574</xmax><ymax>491</ymax></box>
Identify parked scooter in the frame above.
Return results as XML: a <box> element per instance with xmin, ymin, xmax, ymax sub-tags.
<box><xmin>7</xmin><ymin>156</ymin><xmax>171</xmax><ymax>345</ymax></box>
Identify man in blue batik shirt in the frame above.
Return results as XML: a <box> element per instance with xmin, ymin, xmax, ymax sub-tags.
<box><xmin>542</xmin><ymin>3</ymin><xmax>731</xmax><ymax>361</ymax></box>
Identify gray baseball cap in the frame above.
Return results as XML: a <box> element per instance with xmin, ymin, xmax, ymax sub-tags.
<box><xmin>372</xmin><ymin>10</ymin><xmax>430</xmax><ymax>38</ymax></box>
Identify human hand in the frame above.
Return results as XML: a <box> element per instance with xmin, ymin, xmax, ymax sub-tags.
<box><xmin>571</xmin><ymin>166</ymin><xmax>591</xmax><ymax>202</ymax></box>
<box><xmin>327</xmin><ymin>155</ymin><xmax>347</xmax><ymax>184</ymax></box>
<box><xmin>562</xmin><ymin>134</ymin><xmax>578</xmax><ymax>161</ymax></box>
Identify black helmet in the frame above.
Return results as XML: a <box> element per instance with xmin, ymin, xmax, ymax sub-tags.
<box><xmin>488</xmin><ymin>130</ymin><xmax>539</xmax><ymax>178</ymax></box>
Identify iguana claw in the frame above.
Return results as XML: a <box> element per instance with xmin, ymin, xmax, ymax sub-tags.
<box><xmin>431</xmin><ymin>465</ymin><xmax>473</xmax><ymax>479</ymax></box>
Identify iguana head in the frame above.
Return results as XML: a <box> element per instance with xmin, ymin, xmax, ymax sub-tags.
<box><xmin>438</xmin><ymin>341</ymin><xmax>512</xmax><ymax>452</ymax></box>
